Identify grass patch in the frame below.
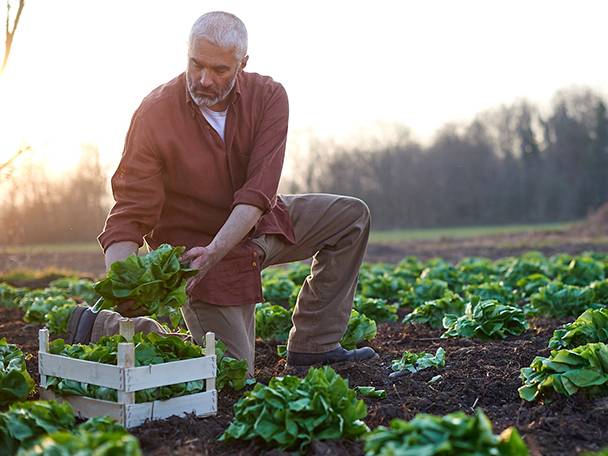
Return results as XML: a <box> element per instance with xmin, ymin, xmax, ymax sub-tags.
<box><xmin>0</xmin><ymin>242</ymin><xmax>101</xmax><ymax>254</ymax></box>
<box><xmin>0</xmin><ymin>267</ymin><xmax>93</xmax><ymax>288</ymax></box>
<box><xmin>370</xmin><ymin>222</ymin><xmax>575</xmax><ymax>243</ymax></box>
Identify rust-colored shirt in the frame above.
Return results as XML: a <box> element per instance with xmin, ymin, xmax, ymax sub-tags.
<box><xmin>98</xmin><ymin>71</ymin><xmax>295</xmax><ymax>305</ymax></box>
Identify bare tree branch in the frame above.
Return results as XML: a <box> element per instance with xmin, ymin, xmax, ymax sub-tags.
<box><xmin>0</xmin><ymin>145</ymin><xmax>30</xmax><ymax>172</ymax></box>
<box><xmin>1</xmin><ymin>0</ymin><xmax>25</xmax><ymax>74</ymax></box>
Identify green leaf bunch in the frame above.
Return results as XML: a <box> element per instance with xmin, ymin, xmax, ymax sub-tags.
<box><xmin>515</xmin><ymin>273</ymin><xmax>552</xmax><ymax>299</ymax></box>
<box><xmin>400</xmin><ymin>278</ymin><xmax>451</xmax><ymax>308</ymax></box>
<box><xmin>499</xmin><ymin>253</ymin><xmax>553</xmax><ymax>288</ymax></box>
<box><xmin>285</xmin><ymin>262</ymin><xmax>311</xmax><ymax>285</ymax></box>
<box><xmin>220</xmin><ymin>366</ymin><xmax>368</xmax><ymax>451</ymax></box>
<box><xmin>359</xmin><ymin>271</ymin><xmax>409</xmax><ymax>302</ymax></box>
<box><xmin>557</xmin><ymin>256</ymin><xmax>606</xmax><ymax>287</ymax></box>
<box><xmin>216</xmin><ymin>340</ymin><xmax>249</xmax><ymax>391</ymax></box>
<box><xmin>0</xmin><ymin>339</ymin><xmax>35</xmax><ymax>407</ymax></box>
<box><xmin>549</xmin><ymin>308</ymin><xmax>608</xmax><ymax>350</ymax></box>
<box><xmin>18</xmin><ymin>289</ymin><xmax>66</xmax><ymax>313</ymax></box>
<box><xmin>340</xmin><ymin>310</ymin><xmax>377</xmax><ymax>350</ymax></box>
<box><xmin>519</xmin><ymin>342</ymin><xmax>608</xmax><ymax>401</ymax></box>
<box><xmin>442</xmin><ymin>298</ymin><xmax>528</xmax><ymax>339</ymax></box>
<box><xmin>528</xmin><ymin>282</ymin><xmax>598</xmax><ymax>318</ymax></box>
<box><xmin>402</xmin><ymin>292</ymin><xmax>465</xmax><ymax>328</ymax></box>
<box><xmin>262</xmin><ymin>275</ymin><xmax>296</xmax><ymax>307</ymax></box>
<box><xmin>355</xmin><ymin>386</ymin><xmax>387</xmax><ymax>399</ymax></box>
<box><xmin>390</xmin><ymin>347</ymin><xmax>446</xmax><ymax>374</ymax></box>
<box><xmin>0</xmin><ymin>400</ymin><xmax>75</xmax><ymax>455</ymax></box>
<box><xmin>419</xmin><ymin>260</ymin><xmax>464</xmax><ymax>292</ymax></box>
<box><xmin>463</xmin><ymin>281</ymin><xmax>517</xmax><ymax>305</ymax></box>
<box><xmin>255</xmin><ymin>303</ymin><xmax>292</xmax><ymax>342</ymax></box>
<box><xmin>48</xmin><ymin>277</ymin><xmax>99</xmax><ymax>304</ymax></box>
<box><xmin>24</xmin><ymin>296</ymin><xmax>77</xmax><ymax>325</ymax></box>
<box><xmin>18</xmin><ymin>429</ymin><xmax>142</xmax><ymax>456</ymax></box>
<box><xmin>0</xmin><ymin>283</ymin><xmax>27</xmax><ymax>309</ymax></box>
<box><xmin>93</xmin><ymin>244</ymin><xmax>197</xmax><ymax>327</ymax></box>
<box><xmin>363</xmin><ymin>409</ymin><xmax>528</xmax><ymax>456</ymax></box>
<box><xmin>354</xmin><ymin>296</ymin><xmax>398</xmax><ymax>323</ymax></box>
<box><xmin>44</xmin><ymin>303</ymin><xmax>79</xmax><ymax>336</ymax></box>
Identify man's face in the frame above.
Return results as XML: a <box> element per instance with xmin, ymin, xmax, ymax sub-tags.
<box><xmin>186</xmin><ymin>38</ymin><xmax>246</xmax><ymax>110</ymax></box>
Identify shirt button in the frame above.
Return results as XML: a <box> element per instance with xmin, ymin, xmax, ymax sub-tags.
<box><xmin>252</xmin><ymin>261</ymin><xmax>257</xmax><ymax>268</ymax></box>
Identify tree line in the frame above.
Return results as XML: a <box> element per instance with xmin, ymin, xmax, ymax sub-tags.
<box><xmin>283</xmin><ymin>87</ymin><xmax>608</xmax><ymax>229</ymax></box>
<box><xmin>0</xmin><ymin>87</ymin><xmax>606</xmax><ymax>245</ymax></box>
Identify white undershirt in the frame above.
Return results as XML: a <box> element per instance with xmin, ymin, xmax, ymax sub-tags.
<box><xmin>200</xmin><ymin>106</ymin><xmax>228</xmax><ymax>142</ymax></box>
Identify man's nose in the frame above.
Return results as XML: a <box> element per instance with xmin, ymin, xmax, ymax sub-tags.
<box><xmin>199</xmin><ymin>70</ymin><xmax>213</xmax><ymax>88</ymax></box>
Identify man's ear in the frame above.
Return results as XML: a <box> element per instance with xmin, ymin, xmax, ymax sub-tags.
<box><xmin>240</xmin><ymin>55</ymin><xmax>249</xmax><ymax>71</ymax></box>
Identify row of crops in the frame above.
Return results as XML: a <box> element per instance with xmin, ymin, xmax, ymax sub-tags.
<box><xmin>2</xmin><ymin>249</ymin><xmax>608</xmax><ymax>453</ymax></box>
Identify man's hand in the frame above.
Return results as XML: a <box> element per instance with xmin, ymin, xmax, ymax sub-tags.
<box><xmin>181</xmin><ymin>246</ymin><xmax>222</xmax><ymax>295</ymax></box>
<box><xmin>117</xmin><ymin>299</ymin><xmax>148</xmax><ymax>318</ymax></box>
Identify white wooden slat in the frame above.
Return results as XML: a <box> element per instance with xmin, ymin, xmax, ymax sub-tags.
<box><xmin>118</xmin><ymin>343</ymin><xmax>135</xmax><ymax>404</ymax></box>
<box><xmin>125</xmin><ymin>390</ymin><xmax>217</xmax><ymax>428</ymax></box>
<box><xmin>205</xmin><ymin>332</ymin><xmax>216</xmax><ymax>391</ymax></box>
<box><xmin>38</xmin><ymin>352</ymin><xmax>123</xmax><ymax>389</ymax></box>
<box><xmin>119</xmin><ymin>318</ymin><xmax>134</xmax><ymax>342</ymax></box>
<box><xmin>38</xmin><ymin>329</ymin><xmax>49</xmax><ymax>388</ymax></box>
<box><xmin>123</xmin><ymin>356</ymin><xmax>215</xmax><ymax>392</ymax></box>
<box><xmin>40</xmin><ymin>388</ymin><xmax>125</xmax><ymax>424</ymax></box>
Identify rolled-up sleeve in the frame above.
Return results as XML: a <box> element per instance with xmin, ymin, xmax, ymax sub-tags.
<box><xmin>97</xmin><ymin>108</ymin><xmax>165</xmax><ymax>252</ymax></box>
<box><xmin>231</xmin><ymin>83</ymin><xmax>288</xmax><ymax>214</ymax></box>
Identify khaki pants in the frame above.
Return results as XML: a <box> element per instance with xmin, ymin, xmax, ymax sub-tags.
<box><xmin>93</xmin><ymin>193</ymin><xmax>371</xmax><ymax>376</ymax></box>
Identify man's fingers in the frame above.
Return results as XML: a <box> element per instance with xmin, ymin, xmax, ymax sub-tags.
<box><xmin>181</xmin><ymin>247</ymin><xmax>203</xmax><ymax>263</ymax></box>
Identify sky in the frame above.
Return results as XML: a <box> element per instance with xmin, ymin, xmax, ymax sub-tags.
<box><xmin>1</xmin><ymin>0</ymin><xmax>607</xmax><ymax>176</ymax></box>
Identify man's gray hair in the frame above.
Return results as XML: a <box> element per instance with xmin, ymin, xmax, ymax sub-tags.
<box><xmin>189</xmin><ymin>12</ymin><xmax>248</xmax><ymax>59</ymax></box>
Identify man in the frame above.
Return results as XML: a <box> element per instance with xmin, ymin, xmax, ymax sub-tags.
<box><xmin>68</xmin><ymin>11</ymin><xmax>376</xmax><ymax>375</ymax></box>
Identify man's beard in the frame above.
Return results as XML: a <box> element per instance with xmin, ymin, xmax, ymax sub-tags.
<box><xmin>187</xmin><ymin>71</ymin><xmax>238</xmax><ymax>108</ymax></box>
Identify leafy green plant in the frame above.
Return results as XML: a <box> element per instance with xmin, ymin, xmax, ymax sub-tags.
<box><xmin>285</xmin><ymin>262</ymin><xmax>311</xmax><ymax>285</ymax></box>
<box><xmin>220</xmin><ymin>366</ymin><xmax>368</xmax><ymax>451</ymax></box>
<box><xmin>528</xmin><ymin>282</ymin><xmax>598</xmax><ymax>318</ymax></box>
<box><xmin>419</xmin><ymin>260</ymin><xmax>463</xmax><ymax>292</ymax></box>
<box><xmin>402</xmin><ymin>292</ymin><xmax>465</xmax><ymax>328</ymax></box>
<box><xmin>442</xmin><ymin>298</ymin><xmax>528</xmax><ymax>339</ymax></box>
<box><xmin>390</xmin><ymin>347</ymin><xmax>446</xmax><ymax>375</ymax></box>
<box><xmin>18</xmin><ymin>289</ymin><xmax>65</xmax><ymax>313</ymax></box>
<box><xmin>18</xmin><ymin>429</ymin><xmax>142</xmax><ymax>456</ymax></box>
<box><xmin>255</xmin><ymin>303</ymin><xmax>292</xmax><ymax>342</ymax></box>
<box><xmin>0</xmin><ymin>400</ymin><xmax>75</xmax><ymax>455</ymax></box>
<box><xmin>549</xmin><ymin>308</ymin><xmax>608</xmax><ymax>350</ymax></box>
<box><xmin>0</xmin><ymin>283</ymin><xmax>27</xmax><ymax>309</ymax></box>
<box><xmin>216</xmin><ymin>340</ymin><xmax>249</xmax><ymax>391</ymax></box>
<box><xmin>515</xmin><ymin>273</ymin><xmax>552</xmax><ymax>299</ymax></box>
<box><xmin>400</xmin><ymin>278</ymin><xmax>451</xmax><ymax>308</ymax></box>
<box><xmin>557</xmin><ymin>256</ymin><xmax>606</xmax><ymax>287</ymax></box>
<box><xmin>353</xmin><ymin>296</ymin><xmax>398</xmax><ymax>323</ymax></box>
<box><xmin>463</xmin><ymin>281</ymin><xmax>517</xmax><ymax>305</ymax></box>
<box><xmin>0</xmin><ymin>339</ymin><xmax>35</xmax><ymax>407</ymax></box>
<box><xmin>363</xmin><ymin>409</ymin><xmax>528</xmax><ymax>456</ymax></box>
<box><xmin>359</xmin><ymin>271</ymin><xmax>409</xmax><ymax>302</ymax></box>
<box><xmin>355</xmin><ymin>386</ymin><xmax>386</xmax><ymax>399</ymax></box>
<box><xmin>262</xmin><ymin>275</ymin><xmax>296</xmax><ymax>307</ymax></box>
<box><xmin>341</xmin><ymin>310</ymin><xmax>377</xmax><ymax>349</ymax></box>
<box><xmin>44</xmin><ymin>303</ymin><xmax>79</xmax><ymax>336</ymax></box>
<box><xmin>93</xmin><ymin>244</ymin><xmax>197</xmax><ymax>328</ymax></box>
<box><xmin>24</xmin><ymin>296</ymin><xmax>77</xmax><ymax>325</ymax></box>
<box><xmin>519</xmin><ymin>342</ymin><xmax>608</xmax><ymax>401</ymax></box>
<box><xmin>48</xmin><ymin>277</ymin><xmax>99</xmax><ymax>304</ymax></box>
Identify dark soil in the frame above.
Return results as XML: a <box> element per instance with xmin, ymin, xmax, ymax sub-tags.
<box><xmin>3</xmin><ymin>305</ymin><xmax>608</xmax><ymax>455</ymax></box>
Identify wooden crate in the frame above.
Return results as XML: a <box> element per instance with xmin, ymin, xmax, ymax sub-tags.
<box><xmin>38</xmin><ymin>319</ymin><xmax>217</xmax><ymax>428</ymax></box>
